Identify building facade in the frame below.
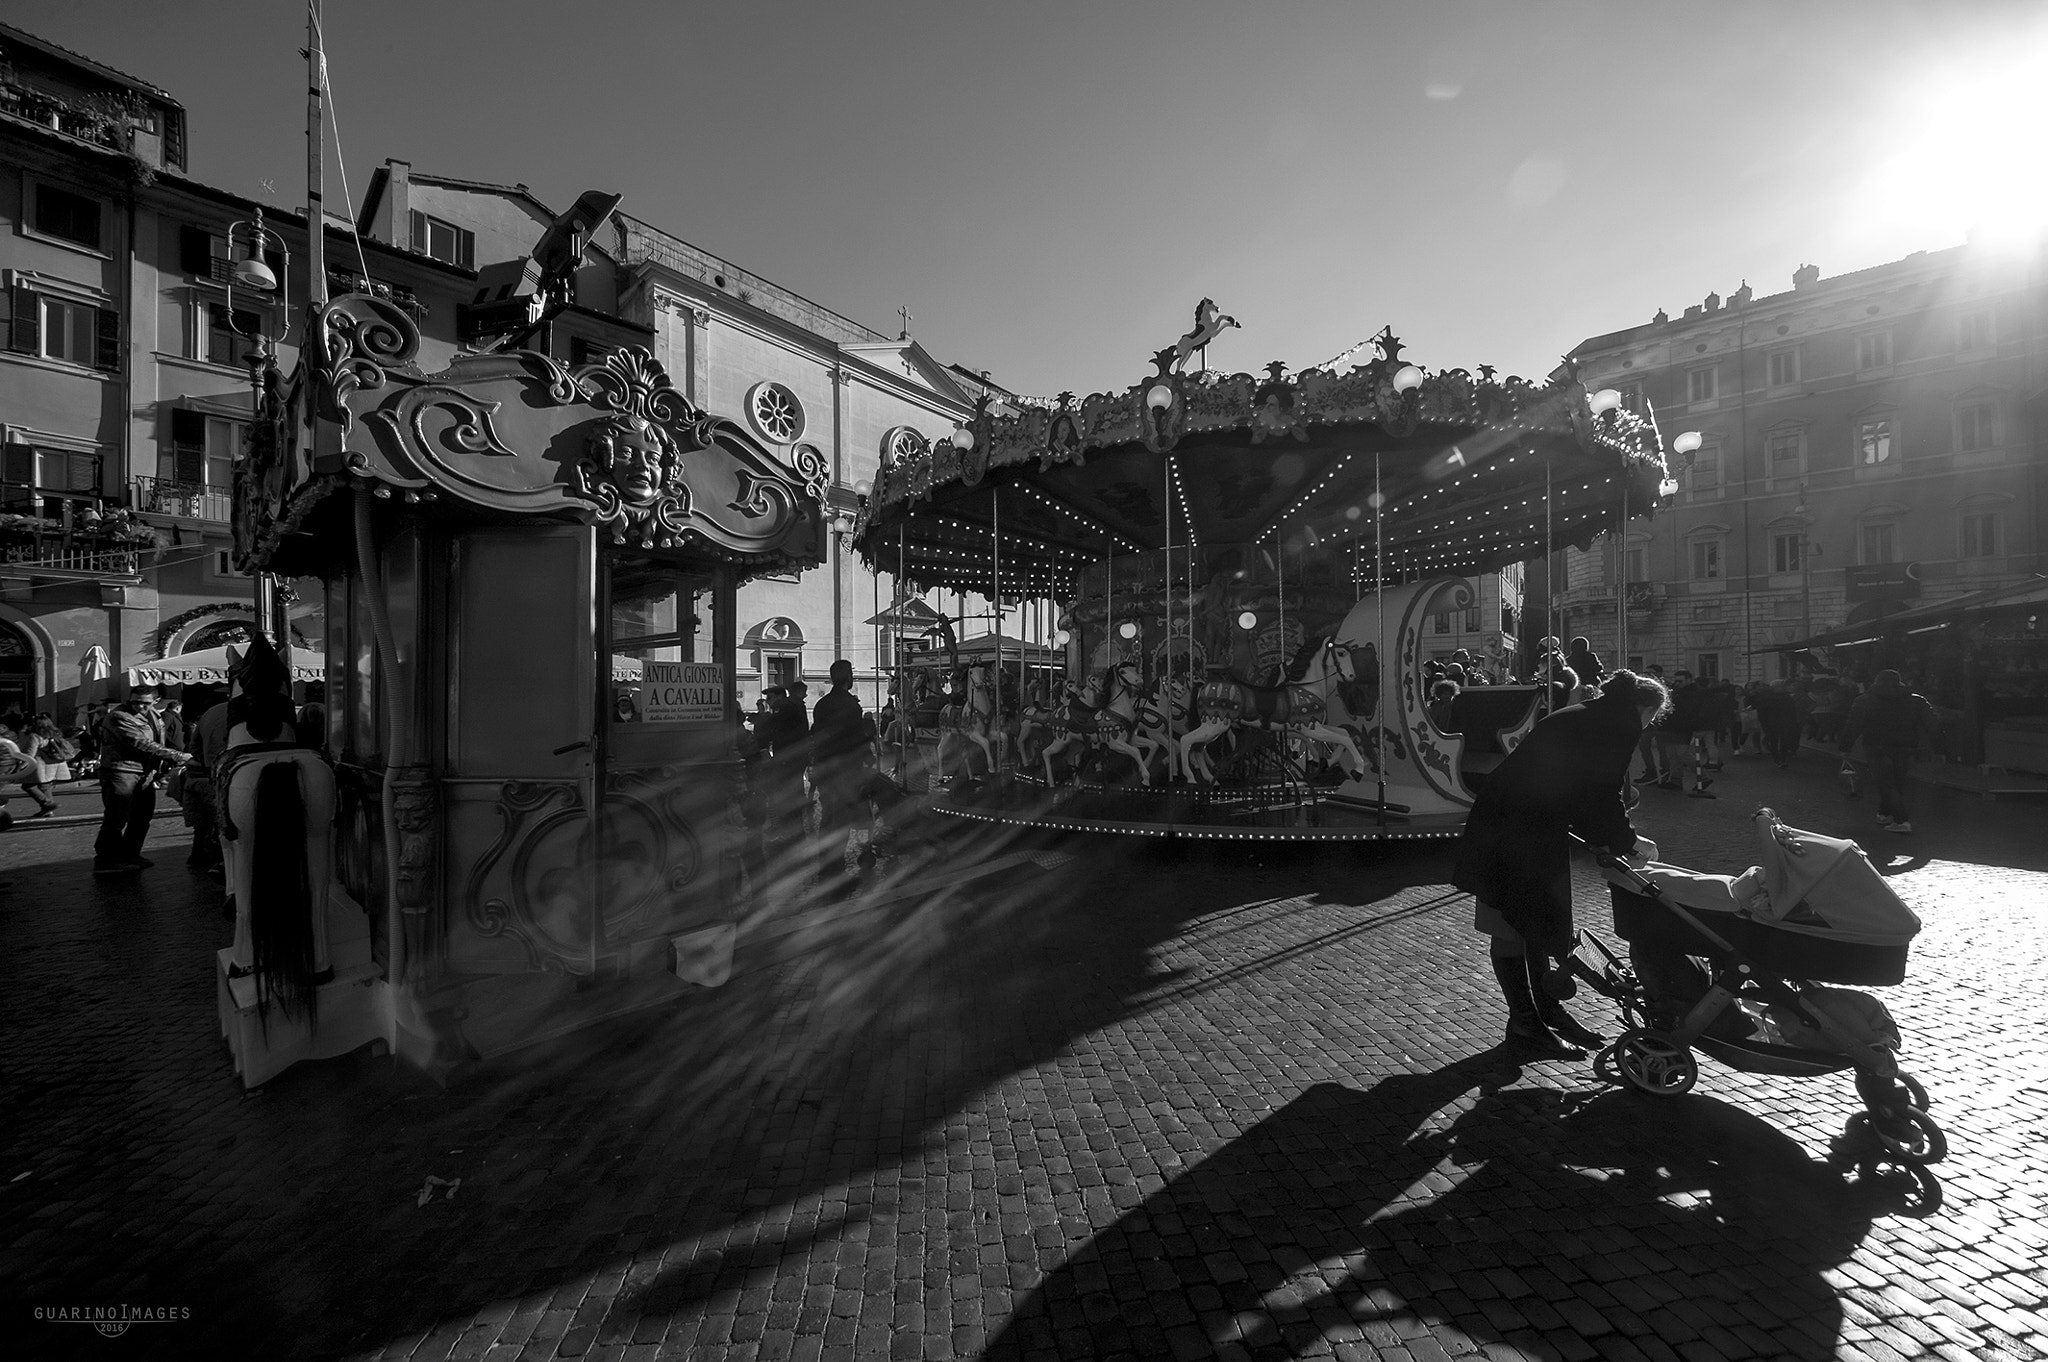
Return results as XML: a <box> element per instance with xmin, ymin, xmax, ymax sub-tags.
<box><xmin>355</xmin><ymin>162</ymin><xmax>990</xmax><ymax>705</ymax></box>
<box><xmin>1557</xmin><ymin>247</ymin><xmax>2047</xmax><ymax>684</ymax></box>
<box><xmin>0</xmin><ymin>23</ymin><xmax>474</xmax><ymax>716</ymax></box>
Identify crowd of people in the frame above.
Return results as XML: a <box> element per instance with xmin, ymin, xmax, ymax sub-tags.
<box><xmin>736</xmin><ymin>658</ymin><xmax>900</xmax><ymax>893</ymax></box>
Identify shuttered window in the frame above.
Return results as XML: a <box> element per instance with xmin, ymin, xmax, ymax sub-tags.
<box><xmin>9</xmin><ymin>281</ymin><xmax>119</xmax><ymax>372</ymax></box>
<box><xmin>169</xmin><ymin>408</ymin><xmax>209</xmax><ymax>484</ymax></box>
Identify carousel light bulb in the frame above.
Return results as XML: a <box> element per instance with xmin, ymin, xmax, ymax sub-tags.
<box><xmin>1055</xmin><ymin>629</ymin><xmax>1071</xmax><ymax>645</ymax></box>
<box><xmin>854</xmin><ymin>479</ymin><xmax>872</xmax><ymax>498</ymax></box>
<box><xmin>1238</xmin><ymin>611</ymin><xmax>1259</xmax><ymax>631</ymax></box>
<box><xmin>952</xmin><ymin>425</ymin><xmax>975</xmax><ymax>452</ymax></box>
<box><xmin>1393</xmin><ymin>365</ymin><xmax>1424</xmax><ymax>393</ymax></box>
<box><xmin>1588</xmin><ymin>388</ymin><xmax>1622</xmax><ymax>414</ymax></box>
<box><xmin>1118</xmin><ymin>622</ymin><xmax>1138</xmax><ymax>639</ymax></box>
<box><xmin>1146</xmin><ymin>384</ymin><xmax>1174</xmax><ymax>410</ymax></box>
<box><xmin>1673</xmin><ymin>430</ymin><xmax>1704</xmax><ymax>455</ymax></box>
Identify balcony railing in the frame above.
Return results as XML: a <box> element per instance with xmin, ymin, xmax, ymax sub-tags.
<box><xmin>0</xmin><ymin>543</ymin><xmax>141</xmax><ymax>580</ymax></box>
<box><xmin>132</xmin><ymin>475</ymin><xmax>232</xmax><ymax>522</ymax></box>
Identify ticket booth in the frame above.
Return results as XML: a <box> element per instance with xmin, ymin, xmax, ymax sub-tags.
<box><xmin>235</xmin><ymin>296</ymin><xmax>824</xmax><ymax>1079</ymax></box>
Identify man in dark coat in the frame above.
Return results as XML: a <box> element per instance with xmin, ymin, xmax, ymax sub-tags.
<box><xmin>1452</xmin><ymin>669</ymin><xmax>1670</xmax><ymax>1056</ymax></box>
<box><xmin>1838</xmin><ymin>669</ymin><xmax>1939</xmax><ymax>834</ymax></box>
<box><xmin>94</xmin><ymin>682</ymin><xmax>187</xmax><ymax>876</ymax></box>
<box><xmin>809</xmin><ymin>660</ymin><xmax>872</xmax><ymax>880</ymax></box>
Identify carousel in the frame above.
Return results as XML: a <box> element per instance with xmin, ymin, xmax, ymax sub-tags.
<box><xmin>853</xmin><ymin>315</ymin><xmax>1676</xmax><ymax>842</ymax></box>
<box><xmin>220</xmin><ymin>293</ymin><xmax>825</xmax><ymax>1086</ymax></box>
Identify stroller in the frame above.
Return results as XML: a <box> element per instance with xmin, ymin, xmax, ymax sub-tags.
<box><xmin>1566</xmin><ymin>807</ymin><xmax>1947</xmax><ymax>1175</ymax></box>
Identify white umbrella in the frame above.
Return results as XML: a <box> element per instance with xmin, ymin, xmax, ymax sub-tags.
<box><xmin>78</xmin><ymin>645</ymin><xmax>111</xmax><ymax>707</ymax></box>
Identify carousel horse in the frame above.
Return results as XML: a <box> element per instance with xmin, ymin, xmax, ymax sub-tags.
<box><xmin>937</xmin><ymin>662</ymin><xmax>997</xmax><ymax>778</ymax></box>
<box><xmin>1131</xmin><ymin>673</ymin><xmax>1197</xmax><ymax>783</ymax></box>
<box><xmin>1015</xmin><ymin>677</ymin><xmax>1058</xmax><ymax>768</ymax></box>
<box><xmin>1181</xmin><ymin>635</ymin><xmax>1368</xmax><ymax>784</ymax></box>
<box><xmin>217</xmin><ymin>638</ymin><xmax>339</xmax><ymax>1029</ymax></box>
<box><xmin>1041</xmin><ymin>662</ymin><xmax>1152</xmax><ymax>787</ymax></box>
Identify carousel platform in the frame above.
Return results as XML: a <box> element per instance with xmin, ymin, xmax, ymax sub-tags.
<box><xmin>927</xmin><ymin>773</ymin><xmax>1467</xmax><ymax>843</ymax></box>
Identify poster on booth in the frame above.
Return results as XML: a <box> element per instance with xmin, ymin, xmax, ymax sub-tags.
<box><xmin>632</xmin><ymin>662</ymin><xmax>725</xmax><ymax>724</ymax></box>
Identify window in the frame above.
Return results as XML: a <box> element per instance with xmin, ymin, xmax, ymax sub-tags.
<box><xmin>1687</xmin><ymin>367</ymin><xmax>1717</xmax><ymax>403</ymax></box>
<box><xmin>1696</xmin><ymin>653</ymin><xmax>1722</xmax><ymax>682</ymax></box>
<box><xmin>1856</xmin><ymin>332</ymin><xmax>1892</xmax><ymax>370</ymax></box>
<box><xmin>1691</xmin><ymin>602</ymin><xmax>1723</xmax><ymax>621</ymax></box>
<box><xmin>1463</xmin><ymin>606</ymin><xmax>1480</xmax><ymax>632</ymax></box>
<box><xmin>205</xmin><ymin>305</ymin><xmax>263</xmax><ymax>367</ymax></box>
<box><xmin>1688</xmin><ymin>445</ymin><xmax>1722</xmax><ymax>493</ymax></box>
<box><xmin>1961</xmin><ymin>512</ymin><xmax>1999</xmax><ymax>559</ymax></box>
<box><xmin>1860</xmin><ymin>522</ymin><xmax>1896</xmax><ymax>564</ymax></box>
<box><xmin>409</xmin><ymin>210</ymin><xmax>474</xmax><ymax>269</ymax></box>
<box><xmin>164</xmin><ymin>409</ymin><xmax>240</xmax><ymax>490</ymax></box>
<box><xmin>38</xmin><ymin>296</ymin><xmax>99</xmax><ymax>366</ymax></box>
<box><xmin>1618</xmin><ymin>383</ymin><xmax>1646</xmax><ymax>414</ymax></box>
<box><xmin>1857</xmin><ymin>417</ymin><xmax>1894</xmax><ymax>466</ymax></box>
<box><xmin>1690</xmin><ymin>538</ymin><xmax>1722</xmax><ymax>580</ymax></box>
<box><xmin>1766</xmin><ymin>349</ymin><xmax>1799</xmax><ymax>387</ymax></box>
<box><xmin>1772</xmin><ymin>533</ymin><xmax>1803</xmax><ymax>574</ymax></box>
<box><xmin>1433</xmin><ymin>612</ymin><xmax>1450</xmax><ymax>634</ymax></box>
<box><xmin>30</xmin><ymin>183</ymin><xmax>104</xmax><ymax>251</ymax></box>
<box><xmin>1956</xmin><ymin>402</ymin><xmax>1996</xmax><ymax>453</ymax></box>
<box><xmin>9</xmin><ymin>280</ymin><xmax>118</xmax><ymax>371</ymax></box>
<box><xmin>1623</xmin><ymin>546</ymin><xmax>1648</xmax><ymax>582</ymax></box>
<box><xmin>1958</xmin><ymin>311</ymin><xmax>1994</xmax><ymax>354</ymax></box>
<box><xmin>569</xmin><ymin>336</ymin><xmax>616</xmax><ymax>368</ymax></box>
<box><xmin>0</xmin><ymin>441</ymin><xmax>103</xmax><ymax>516</ymax></box>
<box><xmin>1767</xmin><ymin>429</ymin><xmax>1803</xmax><ymax>480</ymax></box>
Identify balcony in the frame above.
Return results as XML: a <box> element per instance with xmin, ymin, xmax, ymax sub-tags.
<box><xmin>1</xmin><ymin>543</ymin><xmax>141</xmax><ymax>582</ymax></box>
<box><xmin>132</xmin><ymin>475</ymin><xmax>232</xmax><ymax>523</ymax></box>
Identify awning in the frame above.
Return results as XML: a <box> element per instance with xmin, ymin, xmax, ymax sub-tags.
<box><xmin>953</xmin><ymin>632</ymin><xmax>1063</xmax><ymax>664</ymax></box>
<box><xmin>863</xmin><ymin>598</ymin><xmax>949</xmax><ymax>630</ymax></box>
<box><xmin>1760</xmin><ymin>575</ymin><xmax>2048</xmax><ymax>651</ymax></box>
<box><xmin>129</xmin><ymin>645</ymin><xmax>326</xmax><ymax>685</ymax></box>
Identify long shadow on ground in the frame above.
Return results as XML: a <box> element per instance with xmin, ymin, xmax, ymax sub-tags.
<box><xmin>983</xmin><ymin>1067</ymin><xmax>1900</xmax><ymax>1362</ymax></box>
<box><xmin>3</xmin><ymin>820</ymin><xmax>1452</xmax><ymax>1359</ymax></box>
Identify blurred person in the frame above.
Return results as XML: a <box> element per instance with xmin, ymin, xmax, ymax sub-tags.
<box><xmin>808</xmin><ymin>660</ymin><xmax>871</xmax><ymax>883</ymax></box>
<box><xmin>1651</xmin><ymin>670</ymin><xmax>1717</xmax><ymax>797</ymax></box>
<box><xmin>1453</xmin><ymin>670</ymin><xmax>1670</xmax><ymax>1058</ymax></box>
<box><xmin>1739</xmin><ymin>682</ymin><xmax>1768</xmax><ymax>754</ymax></box>
<box><xmin>93</xmin><ymin>683</ymin><xmax>185</xmax><ymax>876</ymax></box>
<box><xmin>1427</xmin><ymin>678</ymin><xmax>1461</xmax><ymax>734</ymax></box>
<box><xmin>32</xmin><ymin>714</ymin><xmax>76</xmax><ymax>785</ymax></box>
<box><xmin>185</xmin><ymin>686</ymin><xmax>232</xmax><ymax>873</ymax></box>
<box><xmin>1565</xmin><ymin>636</ymin><xmax>1603</xmax><ymax>686</ymax></box>
<box><xmin>5</xmin><ymin>713</ymin><xmax>60</xmax><ymax>816</ymax></box>
<box><xmin>1838</xmin><ymin>669</ymin><xmax>1941</xmax><ymax>834</ymax></box>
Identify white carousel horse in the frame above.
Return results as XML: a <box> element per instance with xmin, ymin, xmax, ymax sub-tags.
<box><xmin>1040</xmin><ymin>664</ymin><xmax>1154</xmax><ymax>787</ymax></box>
<box><xmin>937</xmin><ymin>663</ymin><xmax>996</xmax><ymax>779</ymax></box>
<box><xmin>1132</xmin><ymin>674</ymin><xmax>1196</xmax><ymax>783</ymax></box>
<box><xmin>1180</xmin><ymin>636</ymin><xmax>1368</xmax><ymax>784</ymax></box>
<box><xmin>220</xmin><ymin>727</ymin><xmax>339</xmax><ymax>1023</ymax></box>
<box><xmin>1015</xmin><ymin>677</ymin><xmax>1058</xmax><ymax>768</ymax></box>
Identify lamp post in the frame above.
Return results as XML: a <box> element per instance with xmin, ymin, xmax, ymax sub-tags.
<box><xmin>1793</xmin><ymin>492</ymin><xmax>1821</xmax><ymax>652</ymax></box>
<box><xmin>224</xmin><ymin>209</ymin><xmax>291</xmax><ymax>641</ymax></box>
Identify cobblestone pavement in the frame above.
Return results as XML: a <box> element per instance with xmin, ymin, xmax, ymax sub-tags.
<box><xmin>3</xmin><ymin>752</ymin><xmax>2045</xmax><ymax>1362</ymax></box>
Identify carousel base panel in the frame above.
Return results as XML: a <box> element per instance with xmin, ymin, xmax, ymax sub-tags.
<box><xmin>930</xmin><ymin>778</ymin><xmax>1467</xmax><ymax>842</ymax></box>
<box><xmin>217</xmin><ymin>909</ymin><xmax>391</xmax><ymax>1089</ymax></box>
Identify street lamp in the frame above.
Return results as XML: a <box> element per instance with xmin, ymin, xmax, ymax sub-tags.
<box><xmin>223</xmin><ymin>210</ymin><xmax>291</xmax><ymax>643</ymax></box>
<box><xmin>1792</xmin><ymin>494</ymin><xmax>1822</xmax><ymax>651</ymax></box>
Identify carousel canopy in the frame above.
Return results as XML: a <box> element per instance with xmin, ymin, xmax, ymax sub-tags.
<box><xmin>852</xmin><ymin>328</ymin><xmax>1671</xmax><ymax>600</ymax></box>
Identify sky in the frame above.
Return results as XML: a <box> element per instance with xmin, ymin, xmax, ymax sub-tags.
<box><xmin>14</xmin><ymin>0</ymin><xmax>2047</xmax><ymax>396</ymax></box>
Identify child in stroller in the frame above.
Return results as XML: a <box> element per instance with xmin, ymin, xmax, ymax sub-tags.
<box><xmin>1565</xmin><ymin>807</ymin><xmax>1947</xmax><ymax>1175</ymax></box>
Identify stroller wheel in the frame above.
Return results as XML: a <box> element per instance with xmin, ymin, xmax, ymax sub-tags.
<box><xmin>1896</xmin><ymin>1071</ymin><xmax>1930</xmax><ymax>1113</ymax></box>
<box><xmin>1853</xmin><ymin>1158</ymin><xmax>1944</xmax><ymax>1217</ymax></box>
<box><xmin>1845</xmin><ymin>1108</ymin><xmax>1949</xmax><ymax>1166</ymax></box>
<box><xmin>1613</xmin><ymin>1028</ymin><xmax>1698</xmax><ymax>1097</ymax></box>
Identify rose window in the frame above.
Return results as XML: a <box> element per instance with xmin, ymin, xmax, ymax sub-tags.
<box><xmin>745</xmin><ymin>382</ymin><xmax>806</xmax><ymax>444</ymax></box>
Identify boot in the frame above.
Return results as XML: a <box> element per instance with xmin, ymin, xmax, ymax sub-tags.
<box><xmin>1529</xmin><ymin>956</ymin><xmax>1608</xmax><ymax>1049</ymax></box>
<box><xmin>1492</xmin><ymin>955</ymin><xmax>1582</xmax><ymax>1058</ymax></box>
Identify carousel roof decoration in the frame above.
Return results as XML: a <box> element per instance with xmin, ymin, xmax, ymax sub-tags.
<box><xmin>238</xmin><ymin>293</ymin><xmax>826</xmax><ymax>577</ymax></box>
<box><xmin>852</xmin><ymin>315</ymin><xmax>1672</xmax><ymax>599</ymax></box>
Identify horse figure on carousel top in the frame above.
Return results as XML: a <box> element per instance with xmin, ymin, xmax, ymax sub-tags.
<box><xmin>1181</xmin><ymin>635</ymin><xmax>1368</xmax><ymax>784</ymax></box>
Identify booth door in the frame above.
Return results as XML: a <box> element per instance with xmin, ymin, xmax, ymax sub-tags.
<box><xmin>441</xmin><ymin>526</ymin><xmax>609</xmax><ymax>977</ymax></box>
<box><xmin>443</xmin><ymin>534</ymin><xmax>739</xmax><ymax>980</ymax></box>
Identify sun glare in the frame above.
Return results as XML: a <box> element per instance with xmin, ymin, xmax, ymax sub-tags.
<box><xmin>1848</xmin><ymin>37</ymin><xmax>2048</xmax><ymax>255</ymax></box>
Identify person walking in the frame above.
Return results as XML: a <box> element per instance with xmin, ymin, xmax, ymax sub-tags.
<box><xmin>1565</xmin><ymin>636</ymin><xmax>1603</xmax><ymax>687</ymax></box>
<box><xmin>184</xmin><ymin>688</ymin><xmax>232</xmax><ymax>873</ymax></box>
<box><xmin>1452</xmin><ymin>669</ymin><xmax>1670</xmax><ymax>1058</ymax></box>
<box><xmin>1837</xmin><ymin>669</ymin><xmax>1940</xmax><ymax>834</ymax></box>
<box><xmin>93</xmin><ymin>683</ymin><xmax>186</xmax><ymax>876</ymax></box>
<box><xmin>809</xmin><ymin>660</ymin><xmax>872</xmax><ymax>883</ymax></box>
<box><xmin>1652</xmin><ymin>670</ymin><xmax>1718</xmax><ymax>797</ymax></box>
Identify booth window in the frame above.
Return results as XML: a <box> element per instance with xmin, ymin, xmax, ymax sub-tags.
<box><xmin>609</xmin><ymin>560</ymin><xmax>711</xmax><ymax>725</ymax></box>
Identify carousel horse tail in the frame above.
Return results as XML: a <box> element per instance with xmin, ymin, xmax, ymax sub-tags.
<box><xmin>249</xmin><ymin>761</ymin><xmax>319</xmax><ymax>1034</ymax></box>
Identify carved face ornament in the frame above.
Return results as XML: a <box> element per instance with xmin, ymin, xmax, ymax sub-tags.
<box><xmin>591</xmin><ymin>415</ymin><xmax>678</xmax><ymax>505</ymax></box>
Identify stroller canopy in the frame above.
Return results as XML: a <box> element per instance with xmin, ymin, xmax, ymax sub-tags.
<box><xmin>1752</xmin><ymin>810</ymin><xmax>1921</xmax><ymax>947</ymax></box>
